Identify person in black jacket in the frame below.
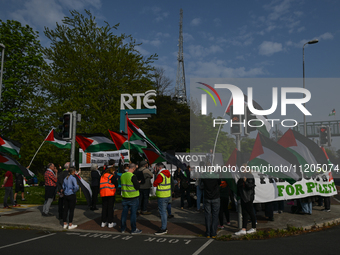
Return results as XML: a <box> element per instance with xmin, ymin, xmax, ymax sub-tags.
<box><xmin>90</xmin><ymin>163</ymin><xmax>101</xmax><ymax>211</ymax></box>
<box><xmin>57</xmin><ymin>162</ymin><xmax>70</xmax><ymax>219</ymax></box>
<box><xmin>202</xmin><ymin>173</ymin><xmax>221</xmax><ymax>238</ymax></box>
<box><xmin>235</xmin><ymin>164</ymin><xmax>256</xmax><ymax>235</ymax></box>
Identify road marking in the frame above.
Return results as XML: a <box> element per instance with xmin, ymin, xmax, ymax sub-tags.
<box><xmin>0</xmin><ymin>233</ymin><xmax>56</xmax><ymax>250</ymax></box>
<box><xmin>192</xmin><ymin>239</ymin><xmax>214</xmax><ymax>255</ymax></box>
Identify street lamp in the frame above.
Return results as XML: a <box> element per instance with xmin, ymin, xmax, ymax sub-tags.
<box><xmin>303</xmin><ymin>39</ymin><xmax>318</xmax><ymax>137</ymax></box>
<box><xmin>0</xmin><ymin>43</ymin><xmax>5</xmax><ymax>107</ymax></box>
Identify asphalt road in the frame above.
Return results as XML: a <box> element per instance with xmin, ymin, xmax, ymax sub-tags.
<box><xmin>0</xmin><ymin>225</ymin><xmax>340</xmax><ymax>255</ymax></box>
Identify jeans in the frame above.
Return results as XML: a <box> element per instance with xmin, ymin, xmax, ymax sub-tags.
<box><xmin>196</xmin><ymin>186</ymin><xmax>204</xmax><ymax>210</ymax></box>
<box><xmin>139</xmin><ymin>189</ymin><xmax>150</xmax><ymax>212</ymax></box>
<box><xmin>301</xmin><ymin>201</ymin><xmax>312</xmax><ymax>214</ymax></box>
<box><xmin>204</xmin><ymin>198</ymin><xmax>220</xmax><ymax>237</ymax></box>
<box><xmin>4</xmin><ymin>187</ymin><xmax>14</xmax><ymax>207</ymax></box>
<box><xmin>158</xmin><ymin>197</ymin><xmax>170</xmax><ymax>230</ymax></box>
<box><xmin>43</xmin><ymin>198</ymin><xmax>53</xmax><ymax>214</ymax></box>
<box><xmin>63</xmin><ymin>194</ymin><xmax>76</xmax><ymax>223</ymax></box>
<box><xmin>102</xmin><ymin>196</ymin><xmax>115</xmax><ymax>223</ymax></box>
<box><xmin>121</xmin><ymin>198</ymin><xmax>139</xmax><ymax>232</ymax></box>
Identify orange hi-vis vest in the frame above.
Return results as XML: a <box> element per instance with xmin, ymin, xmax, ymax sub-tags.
<box><xmin>100</xmin><ymin>173</ymin><xmax>116</xmax><ymax>197</ymax></box>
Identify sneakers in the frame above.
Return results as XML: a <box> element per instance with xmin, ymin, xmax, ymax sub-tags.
<box><xmin>4</xmin><ymin>206</ymin><xmax>11</xmax><ymax>209</ymax></box>
<box><xmin>321</xmin><ymin>209</ymin><xmax>331</xmax><ymax>212</ymax></box>
<box><xmin>218</xmin><ymin>225</ymin><xmax>225</xmax><ymax>229</ymax></box>
<box><xmin>155</xmin><ymin>228</ymin><xmax>168</xmax><ymax>235</ymax></box>
<box><xmin>141</xmin><ymin>211</ymin><xmax>152</xmax><ymax>215</ymax></box>
<box><xmin>108</xmin><ymin>222</ymin><xmax>117</xmax><ymax>228</ymax></box>
<box><xmin>247</xmin><ymin>228</ymin><xmax>256</xmax><ymax>234</ymax></box>
<box><xmin>63</xmin><ymin>224</ymin><xmax>68</xmax><ymax>229</ymax></box>
<box><xmin>21</xmin><ymin>198</ymin><xmax>26</xmax><ymax>201</ymax></box>
<box><xmin>68</xmin><ymin>224</ymin><xmax>77</xmax><ymax>230</ymax></box>
<box><xmin>235</xmin><ymin>229</ymin><xmax>247</xmax><ymax>236</ymax></box>
<box><xmin>101</xmin><ymin>222</ymin><xmax>107</xmax><ymax>227</ymax></box>
<box><xmin>226</xmin><ymin>222</ymin><xmax>231</xmax><ymax>226</ymax></box>
<box><xmin>131</xmin><ymin>228</ymin><xmax>142</xmax><ymax>235</ymax></box>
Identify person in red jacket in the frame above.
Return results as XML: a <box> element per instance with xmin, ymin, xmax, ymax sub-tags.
<box><xmin>153</xmin><ymin>163</ymin><xmax>171</xmax><ymax>235</ymax></box>
<box><xmin>2</xmin><ymin>171</ymin><xmax>16</xmax><ymax>208</ymax></box>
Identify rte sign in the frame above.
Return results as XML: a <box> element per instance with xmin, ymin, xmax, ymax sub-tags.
<box><xmin>120</xmin><ymin>90</ymin><xmax>157</xmax><ymax>110</ymax></box>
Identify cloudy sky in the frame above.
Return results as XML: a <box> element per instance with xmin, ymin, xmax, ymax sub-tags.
<box><xmin>1</xmin><ymin>0</ymin><xmax>340</xmax><ymax>147</ymax></box>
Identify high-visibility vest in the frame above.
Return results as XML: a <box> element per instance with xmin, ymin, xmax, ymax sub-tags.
<box><xmin>121</xmin><ymin>172</ymin><xmax>139</xmax><ymax>198</ymax></box>
<box><xmin>99</xmin><ymin>173</ymin><xmax>116</xmax><ymax>197</ymax></box>
<box><xmin>156</xmin><ymin>172</ymin><xmax>171</xmax><ymax>198</ymax></box>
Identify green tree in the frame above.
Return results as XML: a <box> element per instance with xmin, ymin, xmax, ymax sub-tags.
<box><xmin>0</xmin><ymin>20</ymin><xmax>60</xmax><ymax>171</ymax></box>
<box><xmin>43</xmin><ymin>10</ymin><xmax>157</xmax><ymax>135</ymax></box>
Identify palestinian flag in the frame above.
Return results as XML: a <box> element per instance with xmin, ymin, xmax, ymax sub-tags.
<box><xmin>76</xmin><ymin>133</ymin><xmax>116</xmax><ymax>152</ymax></box>
<box><xmin>226</xmin><ymin>95</ymin><xmax>271</xmax><ymax>137</ymax></box>
<box><xmin>0</xmin><ymin>135</ymin><xmax>22</xmax><ymax>156</ymax></box>
<box><xmin>142</xmin><ymin>148</ymin><xmax>166</xmax><ymax>164</ymax></box>
<box><xmin>278</xmin><ymin>129</ymin><xmax>328</xmax><ymax>178</ymax></box>
<box><xmin>329</xmin><ymin>109</ymin><xmax>336</xmax><ymax>116</ymax></box>
<box><xmin>74</xmin><ymin>174</ymin><xmax>92</xmax><ymax>206</ymax></box>
<box><xmin>224</xmin><ymin>148</ymin><xmax>244</xmax><ymax>195</ymax></box>
<box><xmin>126</xmin><ymin>117</ymin><xmax>162</xmax><ymax>155</ymax></box>
<box><xmin>45</xmin><ymin>129</ymin><xmax>71</xmax><ymax>149</ymax></box>
<box><xmin>248</xmin><ymin>133</ymin><xmax>300</xmax><ymax>184</ymax></box>
<box><xmin>0</xmin><ymin>152</ymin><xmax>35</xmax><ymax>179</ymax></box>
<box><xmin>108</xmin><ymin>130</ymin><xmax>146</xmax><ymax>153</ymax></box>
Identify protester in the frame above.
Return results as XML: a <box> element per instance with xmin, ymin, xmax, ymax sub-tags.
<box><xmin>202</xmin><ymin>173</ymin><xmax>221</xmax><ymax>238</ymax></box>
<box><xmin>57</xmin><ymin>162</ymin><xmax>69</xmax><ymax>219</ymax></box>
<box><xmin>235</xmin><ymin>164</ymin><xmax>256</xmax><ymax>235</ymax></box>
<box><xmin>300</xmin><ymin>196</ymin><xmax>312</xmax><ymax>215</ymax></box>
<box><xmin>121</xmin><ymin>163</ymin><xmax>142</xmax><ymax>234</ymax></box>
<box><xmin>218</xmin><ymin>180</ymin><xmax>230</xmax><ymax>229</ymax></box>
<box><xmin>153</xmin><ymin>162</ymin><xmax>171</xmax><ymax>235</ymax></box>
<box><xmin>196</xmin><ymin>162</ymin><xmax>205</xmax><ymax>212</ymax></box>
<box><xmin>90</xmin><ymin>163</ymin><xmax>100</xmax><ymax>211</ymax></box>
<box><xmin>177</xmin><ymin>166</ymin><xmax>192</xmax><ymax>209</ymax></box>
<box><xmin>322</xmin><ymin>196</ymin><xmax>331</xmax><ymax>212</ymax></box>
<box><xmin>42</xmin><ymin>163</ymin><xmax>58</xmax><ymax>216</ymax></box>
<box><xmin>137</xmin><ymin>161</ymin><xmax>153</xmax><ymax>215</ymax></box>
<box><xmin>62</xmin><ymin>167</ymin><xmax>79</xmax><ymax>229</ymax></box>
<box><xmin>2</xmin><ymin>171</ymin><xmax>16</xmax><ymax>208</ymax></box>
<box><xmin>14</xmin><ymin>173</ymin><xmax>25</xmax><ymax>205</ymax></box>
<box><xmin>100</xmin><ymin>166</ymin><xmax>118</xmax><ymax>228</ymax></box>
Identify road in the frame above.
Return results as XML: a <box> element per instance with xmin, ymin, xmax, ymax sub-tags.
<box><xmin>0</xmin><ymin>225</ymin><xmax>339</xmax><ymax>255</ymax></box>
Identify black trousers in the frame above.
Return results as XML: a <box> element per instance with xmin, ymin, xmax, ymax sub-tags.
<box><xmin>265</xmin><ymin>202</ymin><xmax>274</xmax><ymax>219</ymax></box>
<box><xmin>219</xmin><ymin>196</ymin><xmax>230</xmax><ymax>225</ymax></box>
<box><xmin>180</xmin><ymin>187</ymin><xmax>192</xmax><ymax>207</ymax></box>
<box><xmin>58</xmin><ymin>196</ymin><xmax>64</xmax><ymax>219</ymax></box>
<box><xmin>241</xmin><ymin>200</ymin><xmax>256</xmax><ymax>229</ymax></box>
<box><xmin>63</xmin><ymin>194</ymin><xmax>76</xmax><ymax>223</ymax></box>
<box><xmin>91</xmin><ymin>186</ymin><xmax>99</xmax><ymax>208</ymax></box>
<box><xmin>102</xmin><ymin>196</ymin><xmax>115</xmax><ymax>223</ymax></box>
<box><xmin>324</xmin><ymin>197</ymin><xmax>331</xmax><ymax>210</ymax></box>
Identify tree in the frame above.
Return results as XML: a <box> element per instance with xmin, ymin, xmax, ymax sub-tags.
<box><xmin>152</xmin><ymin>67</ymin><xmax>173</xmax><ymax>96</ymax></box>
<box><xmin>43</xmin><ymin>10</ymin><xmax>158</xmax><ymax>134</ymax></box>
<box><xmin>0</xmin><ymin>20</ymin><xmax>58</xmax><ymax>170</ymax></box>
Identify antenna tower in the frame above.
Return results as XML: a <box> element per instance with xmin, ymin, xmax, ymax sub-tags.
<box><xmin>175</xmin><ymin>8</ymin><xmax>187</xmax><ymax>104</ymax></box>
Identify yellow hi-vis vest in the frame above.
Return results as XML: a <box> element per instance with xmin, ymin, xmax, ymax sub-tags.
<box><xmin>121</xmin><ymin>172</ymin><xmax>139</xmax><ymax>198</ymax></box>
<box><xmin>156</xmin><ymin>172</ymin><xmax>171</xmax><ymax>198</ymax></box>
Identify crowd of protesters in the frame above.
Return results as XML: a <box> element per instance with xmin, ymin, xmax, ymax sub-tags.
<box><xmin>1</xmin><ymin>158</ymin><xmax>333</xmax><ymax>236</ymax></box>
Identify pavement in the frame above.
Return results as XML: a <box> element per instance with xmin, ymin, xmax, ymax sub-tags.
<box><xmin>1</xmin><ymin>193</ymin><xmax>340</xmax><ymax>238</ymax></box>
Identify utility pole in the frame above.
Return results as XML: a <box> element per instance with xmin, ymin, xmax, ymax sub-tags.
<box><xmin>70</xmin><ymin>111</ymin><xmax>81</xmax><ymax>167</ymax></box>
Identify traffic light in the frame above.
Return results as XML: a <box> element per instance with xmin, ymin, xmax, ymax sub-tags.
<box><xmin>319</xmin><ymin>126</ymin><xmax>331</xmax><ymax>147</ymax></box>
<box><xmin>61</xmin><ymin>112</ymin><xmax>73</xmax><ymax>139</ymax></box>
<box><xmin>230</xmin><ymin>106</ymin><xmax>243</xmax><ymax>135</ymax></box>
<box><xmin>244</xmin><ymin>107</ymin><xmax>257</xmax><ymax>136</ymax></box>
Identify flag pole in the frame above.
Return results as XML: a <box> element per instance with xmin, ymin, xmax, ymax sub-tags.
<box><xmin>28</xmin><ymin>129</ymin><xmax>52</xmax><ymax>167</ymax></box>
<box><xmin>126</xmin><ymin>113</ymin><xmax>131</xmax><ymax>160</ymax></box>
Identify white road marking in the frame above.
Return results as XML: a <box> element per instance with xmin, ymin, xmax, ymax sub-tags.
<box><xmin>0</xmin><ymin>233</ymin><xmax>56</xmax><ymax>249</ymax></box>
<box><xmin>192</xmin><ymin>239</ymin><xmax>214</xmax><ymax>255</ymax></box>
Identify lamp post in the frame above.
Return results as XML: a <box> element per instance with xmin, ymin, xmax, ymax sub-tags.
<box><xmin>303</xmin><ymin>39</ymin><xmax>318</xmax><ymax>137</ymax></box>
<box><xmin>0</xmin><ymin>43</ymin><xmax>5</xmax><ymax>106</ymax></box>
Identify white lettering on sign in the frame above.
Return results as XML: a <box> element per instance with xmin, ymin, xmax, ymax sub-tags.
<box><xmin>121</xmin><ymin>90</ymin><xmax>157</xmax><ymax>110</ymax></box>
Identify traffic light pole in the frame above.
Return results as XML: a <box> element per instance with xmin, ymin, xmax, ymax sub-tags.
<box><xmin>236</xmin><ymin>134</ymin><xmax>242</xmax><ymax>229</ymax></box>
<box><xmin>70</xmin><ymin>111</ymin><xmax>77</xmax><ymax>167</ymax></box>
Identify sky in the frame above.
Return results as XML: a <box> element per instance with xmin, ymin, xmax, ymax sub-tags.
<box><xmin>1</xmin><ymin>0</ymin><xmax>340</xmax><ymax>148</ymax></box>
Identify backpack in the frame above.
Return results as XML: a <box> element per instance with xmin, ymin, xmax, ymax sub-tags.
<box><xmin>135</xmin><ymin>170</ymin><xmax>145</xmax><ymax>184</ymax></box>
